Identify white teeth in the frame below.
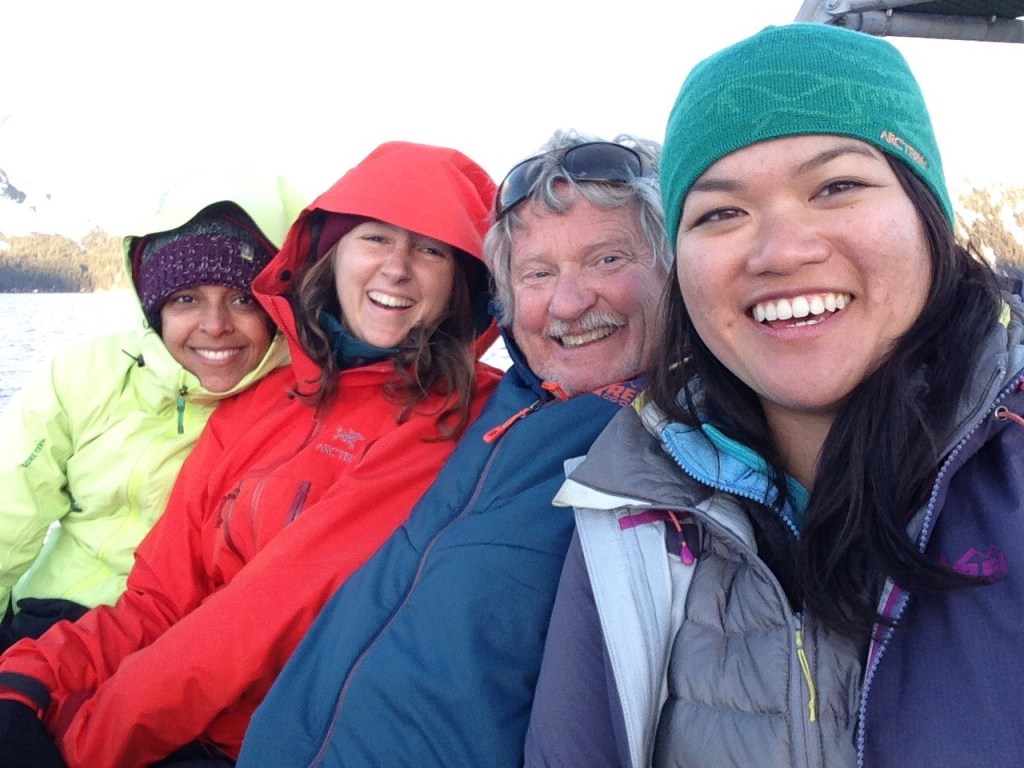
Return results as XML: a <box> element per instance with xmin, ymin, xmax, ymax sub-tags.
<box><xmin>560</xmin><ymin>326</ymin><xmax>617</xmax><ymax>348</ymax></box>
<box><xmin>791</xmin><ymin>296</ymin><xmax>810</xmax><ymax>319</ymax></box>
<box><xmin>195</xmin><ymin>348</ymin><xmax>239</xmax><ymax>361</ymax></box>
<box><xmin>369</xmin><ymin>291</ymin><xmax>414</xmax><ymax>308</ymax></box>
<box><xmin>752</xmin><ymin>292</ymin><xmax>852</xmax><ymax>325</ymax></box>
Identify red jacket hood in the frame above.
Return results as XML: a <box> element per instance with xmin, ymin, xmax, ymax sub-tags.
<box><xmin>254</xmin><ymin>142</ymin><xmax>498</xmax><ymax>381</ymax></box>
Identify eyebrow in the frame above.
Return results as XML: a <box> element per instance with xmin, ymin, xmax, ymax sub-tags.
<box><xmin>794</xmin><ymin>142</ymin><xmax>879</xmax><ymax>176</ymax></box>
<box><xmin>689</xmin><ymin>176</ymin><xmax>743</xmax><ymax>194</ymax></box>
<box><xmin>690</xmin><ymin>141</ymin><xmax>882</xmax><ymax>195</ymax></box>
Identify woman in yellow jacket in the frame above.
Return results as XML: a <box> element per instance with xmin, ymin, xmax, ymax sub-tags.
<box><xmin>0</xmin><ymin>173</ymin><xmax>303</xmax><ymax>648</ymax></box>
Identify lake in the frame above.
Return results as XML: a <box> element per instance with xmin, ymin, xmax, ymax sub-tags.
<box><xmin>0</xmin><ymin>292</ymin><xmax>139</xmax><ymax>410</ymax></box>
<box><xmin>0</xmin><ymin>292</ymin><xmax>511</xmax><ymax>411</ymax></box>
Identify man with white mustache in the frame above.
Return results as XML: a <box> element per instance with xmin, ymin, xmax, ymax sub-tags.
<box><xmin>239</xmin><ymin>130</ymin><xmax>671</xmax><ymax>768</ymax></box>
<box><xmin>497</xmin><ymin>149</ymin><xmax>667</xmax><ymax>396</ymax></box>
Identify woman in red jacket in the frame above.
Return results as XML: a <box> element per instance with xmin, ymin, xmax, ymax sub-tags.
<box><xmin>0</xmin><ymin>142</ymin><xmax>502</xmax><ymax>768</ymax></box>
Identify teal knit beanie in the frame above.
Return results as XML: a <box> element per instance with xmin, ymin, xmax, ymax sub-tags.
<box><xmin>661</xmin><ymin>23</ymin><xmax>953</xmax><ymax>249</ymax></box>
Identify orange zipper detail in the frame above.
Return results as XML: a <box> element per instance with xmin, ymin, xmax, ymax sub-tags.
<box><xmin>483</xmin><ymin>400</ymin><xmax>542</xmax><ymax>444</ymax></box>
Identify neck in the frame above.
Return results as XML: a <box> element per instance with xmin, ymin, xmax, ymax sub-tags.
<box><xmin>762</xmin><ymin>403</ymin><xmax>835</xmax><ymax>490</ymax></box>
<box><xmin>318</xmin><ymin>311</ymin><xmax>399</xmax><ymax>370</ymax></box>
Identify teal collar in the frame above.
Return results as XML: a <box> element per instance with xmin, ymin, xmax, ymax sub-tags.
<box><xmin>318</xmin><ymin>311</ymin><xmax>399</xmax><ymax>370</ymax></box>
<box><xmin>660</xmin><ymin>420</ymin><xmax>809</xmax><ymax>536</ymax></box>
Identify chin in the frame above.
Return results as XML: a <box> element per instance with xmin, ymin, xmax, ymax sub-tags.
<box><xmin>550</xmin><ymin>374</ymin><xmax>603</xmax><ymax>397</ymax></box>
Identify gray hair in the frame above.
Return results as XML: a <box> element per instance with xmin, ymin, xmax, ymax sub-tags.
<box><xmin>484</xmin><ymin>129</ymin><xmax>671</xmax><ymax>327</ymax></box>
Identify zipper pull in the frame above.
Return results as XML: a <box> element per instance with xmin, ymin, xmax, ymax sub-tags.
<box><xmin>177</xmin><ymin>387</ymin><xmax>188</xmax><ymax>434</ymax></box>
<box><xmin>483</xmin><ymin>399</ymin><xmax>542</xmax><ymax>444</ymax></box>
<box><xmin>541</xmin><ymin>381</ymin><xmax>570</xmax><ymax>401</ymax></box>
<box><xmin>795</xmin><ymin>626</ymin><xmax>818</xmax><ymax>723</ymax></box>
<box><xmin>665</xmin><ymin>510</ymin><xmax>697</xmax><ymax>566</ymax></box>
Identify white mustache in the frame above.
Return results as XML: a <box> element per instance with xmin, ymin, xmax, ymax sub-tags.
<box><xmin>544</xmin><ymin>311</ymin><xmax>627</xmax><ymax>339</ymax></box>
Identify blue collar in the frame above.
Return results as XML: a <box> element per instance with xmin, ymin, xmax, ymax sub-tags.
<box><xmin>659</xmin><ymin>420</ymin><xmax>809</xmax><ymax>536</ymax></box>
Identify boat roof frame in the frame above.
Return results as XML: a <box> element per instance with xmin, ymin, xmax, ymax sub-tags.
<box><xmin>794</xmin><ymin>0</ymin><xmax>1024</xmax><ymax>42</ymax></box>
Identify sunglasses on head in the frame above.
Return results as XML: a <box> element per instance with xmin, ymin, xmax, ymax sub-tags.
<box><xmin>494</xmin><ymin>141</ymin><xmax>653</xmax><ymax>220</ymax></box>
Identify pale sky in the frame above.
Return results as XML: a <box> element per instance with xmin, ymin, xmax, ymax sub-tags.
<box><xmin>2</xmin><ymin>0</ymin><xmax>1022</xmax><ymax>237</ymax></box>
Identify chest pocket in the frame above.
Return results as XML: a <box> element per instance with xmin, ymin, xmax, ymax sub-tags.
<box><xmin>214</xmin><ymin>472</ymin><xmax>321</xmax><ymax>571</ymax></box>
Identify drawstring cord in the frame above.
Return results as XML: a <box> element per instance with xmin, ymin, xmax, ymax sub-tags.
<box><xmin>664</xmin><ymin>509</ymin><xmax>697</xmax><ymax>566</ymax></box>
<box><xmin>619</xmin><ymin>509</ymin><xmax>699</xmax><ymax>566</ymax></box>
<box><xmin>995</xmin><ymin>406</ymin><xmax>1024</xmax><ymax>428</ymax></box>
<box><xmin>121</xmin><ymin>350</ymin><xmax>145</xmax><ymax>367</ymax></box>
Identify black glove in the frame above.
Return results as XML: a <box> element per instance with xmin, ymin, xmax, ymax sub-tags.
<box><xmin>0</xmin><ymin>699</ymin><xmax>66</xmax><ymax>767</ymax></box>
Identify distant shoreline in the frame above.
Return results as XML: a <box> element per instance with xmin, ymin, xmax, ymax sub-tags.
<box><xmin>0</xmin><ymin>287</ymin><xmax>131</xmax><ymax>294</ymax></box>
<box><xmin>0</xmin><ymin>230</ymin><xmax>128</xmax><ymax>293</ymax></box>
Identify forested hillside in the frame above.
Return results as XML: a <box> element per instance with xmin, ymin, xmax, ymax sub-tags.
<box><xmin>0</xmin><ymin>229</ymin><xmax>127</xmax><ymax>292</ymax></box>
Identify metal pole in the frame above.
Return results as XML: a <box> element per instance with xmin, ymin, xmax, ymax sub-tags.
<box><xmin>795</xmin><ymin>0</ymin><xmax>928</xmax><ymax>22</ymax></box>
<box><xmin>839</xmin><ymin>10</ymin><xmax>1024</xmax><ymax>42</ymax></box>
<box><xmin>842</xmin><ymin>0</ymin><xmax>932</xmax><ymax>11</ymax></box>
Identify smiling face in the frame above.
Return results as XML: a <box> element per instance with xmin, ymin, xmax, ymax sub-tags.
<box><xmin>510</xmin><ymin>190</ymin><xmax>665</xmax><ymax>395</ymax></box>
<box><xmin>331</xmin><ymin>220</ymin><xmax>456</xmax><ymax>349</ymax></box>
<box><xmin>676</xmin><ymin>134</ymin><xmax>932</xmax><ymax>441</ymax></box>
<box><xmin>160</xmin><ymin>284</ymin><xmax>273</xmax><ymax>392</ymax></box>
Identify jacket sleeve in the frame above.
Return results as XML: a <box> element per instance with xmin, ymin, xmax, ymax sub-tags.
<box><xmin>55</xmin><ymin>405</ymin><xmax>462</xmax><ymax>768</ymax></box>
<box><xmin>524</xmin><ymin>531</ymin><xmax>630</xmax><ymax>768</ymax></box>
<box><xmin>0</xmin><ymin>412</ymin><xmax>228</xmax><ymax>722</ymax></box>
<box><xmin>0</xmin><ymin>350</ymin><xmax>81</xmax><ymax>610</ymax></box>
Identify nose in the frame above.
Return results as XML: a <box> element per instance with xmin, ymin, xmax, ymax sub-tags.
<box><xmin>380</xmin><ymin>246</ymin><xmax>413</xmax><ymax>282</ymax></box>
<box><xmin>746</xmin><ymin>209</ymin><xmax>830</xmax><ymax>276</ymax></box>
<box><xmin>548</xmin><ymin>273</ymin><xmax>597</xmax><ymax>321</ymax></box>
<box><xmin>199</xmin><ymin>303</ymin><xmax>233</xmax><ymax>336</ymax></box>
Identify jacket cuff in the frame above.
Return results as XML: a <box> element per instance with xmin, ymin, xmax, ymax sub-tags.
<box><xmin>0</xmin><ymin>672</ymin><xmax>50</xmax><ymax>714</ymax></box>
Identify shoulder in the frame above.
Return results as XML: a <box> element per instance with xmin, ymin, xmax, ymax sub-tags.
<box><xmin>29</xmin><ymin>330</ymin><xmax>151</xmax><ymax>410</ymax></box>
<box><xmin>49</xmin><ymin>330</ymin><xmax>145</xmax><ymax>372</ymax></box>
<box><xmin>207</xmin><ymin>366</ymin><xmax>300</xmax><ymax>421</ymax></box>
<box><xmin>474</xmin><ymin>360</ymin><xmax>504</xmax><ymax>391</ymax></box>
<box><xmin>585</xmin><ymin>400</ymin><xmax>656</xmax><ymax>457</ymax></box>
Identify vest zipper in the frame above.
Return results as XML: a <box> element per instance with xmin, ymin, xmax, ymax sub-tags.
<box><xmin>795</xmin><ymin>622</ymin><xmax>818</xmax><ymax>723</ymax></box>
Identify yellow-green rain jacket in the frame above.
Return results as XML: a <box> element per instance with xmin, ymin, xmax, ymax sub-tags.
<box><xmin>0</xmin><ymin>172</ymin><xmax>304</xmax><ymax>615</ymax></box>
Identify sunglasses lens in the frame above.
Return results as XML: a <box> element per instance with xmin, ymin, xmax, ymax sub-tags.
<box><xmin>561</xmin><ymin>142</ymin><xmax>643</xmax><ymax>182</ymax></box>
<box><xmin>495</xmin><ymin>142</ymin><xmax>648</xmax><ymax>218</ymax></box>
<box><xmin>496</xmin><ymin>157</ymin><xmax>545</xmax><ymax>218</ymax></box>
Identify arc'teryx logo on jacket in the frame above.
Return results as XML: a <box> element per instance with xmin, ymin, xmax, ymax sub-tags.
<box><xmin>316</xmin><ymin>426</ymin><xmax>367</xmax><ymax>463</ymax></box>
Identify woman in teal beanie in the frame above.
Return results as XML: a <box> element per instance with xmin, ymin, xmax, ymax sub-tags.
<box><xmin>527</xmin><ymin>23</ymin><xmax>1024</xmax><ymax>767</ymax></box>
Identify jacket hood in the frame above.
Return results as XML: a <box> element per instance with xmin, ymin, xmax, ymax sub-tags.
<box><xmin>254</xmin><ymin>141</ymin><xmax>499</xmax><ymax>371</ymax></box>
<box><xmin>120</xmin><ymin>171</ymin><xmax>306</xmax><ymax>311</ymax></box>
<box><xmin>124</xmin><ymin>171</ymin><xmax>305</xmax><ymax>248</ymax></box>
<box><xmin>104</xmin><ymin>172</ymin><xmax>300</xmax><ymax>396</ymax></box>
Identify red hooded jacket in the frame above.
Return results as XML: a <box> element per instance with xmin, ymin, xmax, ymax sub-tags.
<box><xmin>0</xmin><ymin>142</ymin><xmax>501</xmax><ymax>767</ymax></box>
